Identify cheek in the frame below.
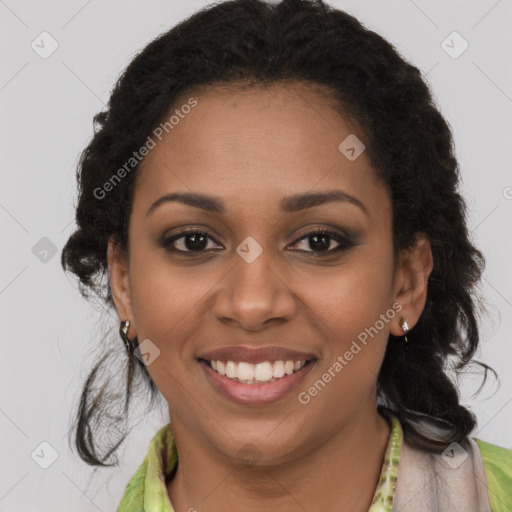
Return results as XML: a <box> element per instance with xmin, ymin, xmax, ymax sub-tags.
<box><xmin>127</xmin><ymin>248</ymin><xmax>197</xmax><ymax>358</ymax></box>
<box><xmin>298</xmin><ymin>263</ymin><xmax>394</xmax><ymax>420</ymax></box>
<box><xmin>307</xmin><ymin>242</ymin><xmax>395</xmax><ymax>382</ymax></box>
<box><xmin>127</xmin><ymin>253</ymin><xmax>200</xmax><ymax>401</ymax></box>
<box><xmin>312</xmin><ymin>247</ymin><xmax>395</xmax><ymax>332</ymax></box>
<box><xmin>130</xmin><ymin>259</ymin><xmax>176</xmax><ymax>331</ymax></box>
<box><xmin>128</xmin><ymin>238</ymin><xmax>201</xmax><ymax>323</ymax></box>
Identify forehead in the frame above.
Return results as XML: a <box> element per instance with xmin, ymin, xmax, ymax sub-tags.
<box><xmin>133</xmin><ymin>83</ymin><xmax>389</xmax><ymax>219</ymax></box>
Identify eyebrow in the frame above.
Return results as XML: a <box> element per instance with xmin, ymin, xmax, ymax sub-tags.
<box><xmin>146</xmin><ymin>189</ymin><xmax>369</xmax><ymax>217</ymax></box>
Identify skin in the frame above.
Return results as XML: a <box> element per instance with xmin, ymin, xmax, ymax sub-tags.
<box><xmin>108</xmin><ymin>82</ymin><xmax>433</xmax><ymax>512</ymax></box>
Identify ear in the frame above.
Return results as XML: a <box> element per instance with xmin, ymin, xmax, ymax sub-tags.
<box><xmin>107</xmin><ymin>236</ymin><xmax>136</xmax><ymax>338</ymax></box>
<box><xmin>390</xmin><ymin>232</ymin><xmax>433</xmax><ymax>336</ymax></box>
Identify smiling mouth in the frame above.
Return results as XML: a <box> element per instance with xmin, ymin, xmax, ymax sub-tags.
<box><xmin>198</xmin><ymin>358</ymin><xmax>317</xmax><ymax>384</ymax></box>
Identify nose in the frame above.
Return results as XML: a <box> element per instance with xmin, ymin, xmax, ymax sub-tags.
<box><xmin>212</xmin><ymin>250</ymin><xmax>297</xmax><ymax>332</ymax></box>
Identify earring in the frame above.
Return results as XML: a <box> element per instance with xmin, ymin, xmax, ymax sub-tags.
<box><xmin>399</xmin><ymin>317</ymin><xmax>409</xmax><ymax>343</ymax></box>
<box><xmin>120</xmin><ymin>320</ymin><xmax>135</xmax><ymax>354</ymax></box>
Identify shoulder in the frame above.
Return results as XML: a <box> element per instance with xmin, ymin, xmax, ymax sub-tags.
<box><xmin>474</xmin><ymin>437</ymin><xmax>512</xmax><ymax>512</ymax></box>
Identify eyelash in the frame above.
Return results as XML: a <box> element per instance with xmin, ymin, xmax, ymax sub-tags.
<box><xmin>161</xmin><ymin>228</ymin><xmax>355</xmax><ymax>257</ymax></box>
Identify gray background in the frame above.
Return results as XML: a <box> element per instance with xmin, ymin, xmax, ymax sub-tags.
<box><xmin>1</xmin><ymin>0</ymin><xmax>511</xmax><ymax>510</ymax></box>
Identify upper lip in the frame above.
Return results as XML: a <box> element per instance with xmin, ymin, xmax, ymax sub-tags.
<box><xmin>197</xmin><ymin>346</ymin><xmax>317</xmax><ymax>364</ymax></box>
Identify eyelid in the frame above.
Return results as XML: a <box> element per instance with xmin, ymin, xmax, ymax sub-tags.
<box><xmin>292</xmin><ymin>223</ymin><xmax>354</xmax><ymax>241</ymax></box>
<box><xmin>162</xmin><ymin>222</ymin><xmax>354</xmax><ymax>242</ymax></box>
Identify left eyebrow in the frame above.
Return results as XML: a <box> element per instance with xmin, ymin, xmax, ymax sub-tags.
<box><xmin>280</xmin><ymin>189</ymin><xmax>369</xmax><ymax>217</ymax></box>
<box><xmin>146</xmin><ymin>189</ymin><xmax>369</xmax><ymax>218</ymax></box>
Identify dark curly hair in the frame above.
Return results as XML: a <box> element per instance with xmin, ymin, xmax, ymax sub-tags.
<box><xmin>61</xmin><ymin>0</ymin><xmax>496</xmax><ymax>467</ymax></box>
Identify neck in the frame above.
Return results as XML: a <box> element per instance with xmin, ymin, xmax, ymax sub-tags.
<box><xmin>167</xmin><ymin>402</ymin><xmax>391</xmax><ymax>512</ymax></box>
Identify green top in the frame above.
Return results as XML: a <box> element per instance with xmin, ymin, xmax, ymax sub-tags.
<box><xmin>117</xmin><ymin>416</ymin><xmax>512</xmax><ymax>511</ymax></box>
<box><xmin>475</xmin><ymin>438</ymin><xmax>512</xmax><ymax>511</ymax></box>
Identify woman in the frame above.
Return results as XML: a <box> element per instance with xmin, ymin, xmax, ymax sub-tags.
<box><xmin>61</xmin><ymin>0</ymin><xmax>512</xmax><ymax>510</ymax></box>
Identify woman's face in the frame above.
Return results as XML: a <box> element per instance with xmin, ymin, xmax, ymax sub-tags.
<box><xmin>109</xmin><ymin>83</ymin><xmax>428</xmax><ymax>465</ymax></box>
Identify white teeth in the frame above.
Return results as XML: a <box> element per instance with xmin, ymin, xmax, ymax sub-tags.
<box><xmin>255</xmin><ymin>362</ymin><xmax>273</xmax><ymax>381</ymax></box>
<box><xmin>237</xmin><ymin>362</ymin><xmax>255</xmax><ymax>381</ymax></box>
<box><xmin>273</xmin><ymin>360</ymin><xmax>285</xmax><ymax>378</ymax></box>
<box><xmin>207</xmin><ymin>359</ymin><xmax>309</xmax><ymax>383</ymax></box>
<box><xmin>225</xmin><ymin>361</ymin><xmax>237</xmax><ymax>379</ymax></box>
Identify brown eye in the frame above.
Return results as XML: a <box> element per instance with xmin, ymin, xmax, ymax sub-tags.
<box><xmin>161</xmin><ymin>228</ymin><xmax>355</xmax><ymax>257</ymax></box>
<box><xmin>288</xmin><ymin>229</ymin><xmax>355</xmax><ymax>255</ymax></box>
<box><xmin>162</xmin><ymin>229</ymin><xmax>222</xmax><ymax>253</ymax></box>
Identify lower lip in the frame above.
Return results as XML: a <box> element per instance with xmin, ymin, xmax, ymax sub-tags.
<box><xmin>199</xmin><ymin>360</ymin><xmax>316</xmax><ymax>405</ymax></box>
